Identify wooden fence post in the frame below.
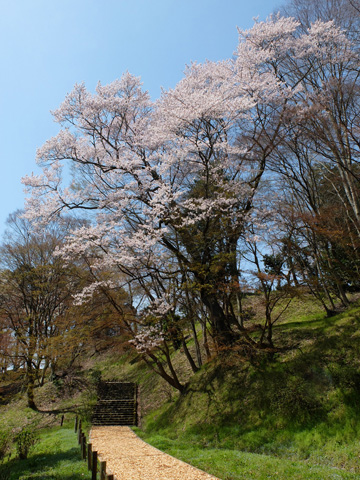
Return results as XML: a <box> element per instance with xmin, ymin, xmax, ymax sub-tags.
<box><xmin>60</xmin><ymin>414</ymin><xmax>64</xmax><ymax>426</ymax></box>
<box><xmin>81</xmin><ymin>434</ymin><xmax>87</xmax><ymax>460</ymax></box>
<box><xmin>87</xmin><ymin>443</ymin><xmax>92</xmax><ymax>470</ymax></box>
<box><xmin>74</xmin><ymin>416</ymin><xmax>78</xmax><ymax>433</ymax></box>
<box><xmin>91</xmin><ymin>451</ymin><xmax>98</xmax><ymax>480</ymax></box>
<box><xmin>100</xmin><ymin>461</ymin><xmax>106</xmax><ymax>480</ymax></box>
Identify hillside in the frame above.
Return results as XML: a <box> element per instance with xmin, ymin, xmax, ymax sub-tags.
<box><xmin>89</xmin><ymin>296</ymin><xmax>360</xmax><ymax>478</ymax></box>
<box><xmin>0</xmin><ymin>296</ymin><xmax>359</xmax><ymax>479</ymax></box>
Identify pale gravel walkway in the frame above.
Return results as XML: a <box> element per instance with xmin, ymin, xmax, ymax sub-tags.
<box><xmin>90</xmin><ymin>426</ymin><xmax>220</xmax><ymax>480</ymax></box>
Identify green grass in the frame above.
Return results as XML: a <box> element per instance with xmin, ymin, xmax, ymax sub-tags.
<box><xmin>134</xmin><ymin>430</ymin><xmax>360</xmax><ymax>479</ymax></box>
<box><xmin>0</xmin><ymin>425</ymin><xmax>89</xmax><ymax>480</ymax></box>
<box><xmin>132</xmin><ymin>298</ymin><xmax>360</xmax><ymax>479</ymax></box>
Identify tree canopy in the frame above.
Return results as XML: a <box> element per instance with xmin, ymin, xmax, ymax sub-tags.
<box><xmin>15</xmin><ymin>11</ymin><xmax>360</xmax><ymax>391</ymax></box>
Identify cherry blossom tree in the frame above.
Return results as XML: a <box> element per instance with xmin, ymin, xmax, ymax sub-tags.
<box><xmin>22</xmin><ymin>22</ymin><xmax>291</xmax><ymax>349</ymax></box>
<box><xmin>21</xmin><ymin>16</ymin><xmax>360</xmax><ymax>385</ymax></box>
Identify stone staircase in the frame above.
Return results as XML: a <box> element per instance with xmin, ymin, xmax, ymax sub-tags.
<box><xmin>92</xmin><ymin>382</ymin><xmax>137</xmax><ymax>426</ymax></box>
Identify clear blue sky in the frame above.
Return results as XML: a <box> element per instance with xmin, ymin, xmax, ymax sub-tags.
<box><xmin>0</xmin><ymin>0</ymin><xmax>281</xmax><ymax>236</ymax></box>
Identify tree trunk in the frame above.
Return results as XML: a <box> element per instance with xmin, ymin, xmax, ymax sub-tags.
<box><xmin>145</xmin><ymin>350</ymin><xmax>185</xmax><ymax>393</ymax></box>
<box><xmin>181</xmin><ymin>335</ymin><xmax>199</xmax><ymax>373</ymax></box>
<box><xmin>190</xmin><ymin>317</ymin><xmax>202</xmax><ymax>368</ymax></box>
<box><xmin>202</xmin><ymin>321</ymin><xmax>212</xmax><ymax>361</ymax></box>
<box><xmin>26</xmin><ymin>362</ymin><xmax>37</xmax><ymax>410</ymax></box>
<box><xmin>200</xmin><ymin>291</ymin><xmax>234</xmax><ymax>346</ymax></box>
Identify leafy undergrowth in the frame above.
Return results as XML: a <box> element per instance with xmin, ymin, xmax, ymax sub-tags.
<box><xmin>0</xmin><ymin>424</ymin><xmax>88</xmax><ymax>480</ymax></box>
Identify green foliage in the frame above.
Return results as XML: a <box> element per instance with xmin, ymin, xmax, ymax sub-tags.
<box><xmin>14</xmin><ymin>428</ymin><xmax>39</xmax><ymax>460</ymax></box>
<box><xmin>0</xmin><ymin>470</ymin><xmax>10</xmax><ymax>480</ymax></box>
<box><xmin>263</xmin><ymin>253</ymin><xmax>284</xmax><ymax>276</ymax></box>
<box><xmin>0</xmin><ymin>432</ymin><xmax>11</xmax><ymax>464</ymax></box>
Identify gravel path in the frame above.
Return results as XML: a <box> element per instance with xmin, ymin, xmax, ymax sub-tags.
<box><xmin>90</xmin><ymin>426</ymin><xmax>220</xmax><ymax>480</ymax></box>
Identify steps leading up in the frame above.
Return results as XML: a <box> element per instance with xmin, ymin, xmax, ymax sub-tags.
<box><xmin>92</xmin><ymin>381</ymin><xmax>137</xmax><ymax>426</ymax></box>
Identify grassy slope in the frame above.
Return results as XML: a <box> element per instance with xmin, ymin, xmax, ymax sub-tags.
<box><xmin>128</xmin><ymin>297</ymin><xmax>360</xmax><ymax>479</ymax></box>
<box><xmin>132</xmin><ymin>436</ymin><xmax>360</xmax><ymax>480</ymax></box>
<box><xmin>0</xmin><ymin>370</ymin><xmax>93</xmax><ymax>479</ymax></box>
<box><xmin>0</xmin><ymin>424</ymin><xmax>88</xmax><ymax>480</ymax></box>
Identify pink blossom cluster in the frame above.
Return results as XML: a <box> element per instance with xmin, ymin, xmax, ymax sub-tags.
<box><xmin>129</xmin><ymin>325</ymin><xmax>165</xmax><ymax>353</ymax></box>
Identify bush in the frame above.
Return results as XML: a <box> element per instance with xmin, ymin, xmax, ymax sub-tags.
<box><xmin>269</xmin><ymin>375</ymin><xmax>323</xmax><ymax>425</ymax></box>
<box><xmin>0</xmin><ymin>432</ymin><xmax>11</xmax><ymax>464</ymax></box>
<box><xmin>0</xmin><ymin>470</ymin><xmax>10</xmax><ymax>480</ymax></box>
<box><xmin>14</xmin><ymin>428</ymin><xmax>38</xmax><ymax>460</ymax></box>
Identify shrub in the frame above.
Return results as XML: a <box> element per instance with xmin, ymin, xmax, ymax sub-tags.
<box><xmin>269</xmin><ymin>375</ymin><xmax>323</xmax><ymax>425</ymax></box>
<box><xmin>14</xmin><ymin>428</ymin><xmax>38</xmax><ymax>460</ymax></box>
<box><xmin>0</xmin><ymin>432</ymin><xmax>11</xmax><ymax>464</ymax></box>
<box><xmin>0</xmin><ymin>470</ymin><xmax>10</xmax><ymax>480</ymax></box>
